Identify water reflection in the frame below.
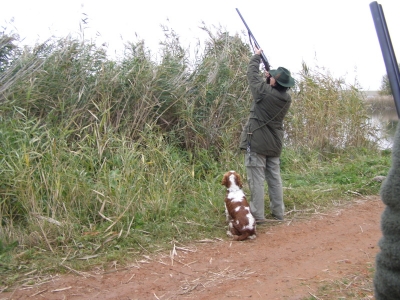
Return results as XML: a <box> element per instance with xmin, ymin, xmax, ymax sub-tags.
<box><xmin>369</xmin><ymin>108</ymin><xmax>398</xmax><ymax>150</ymax></box>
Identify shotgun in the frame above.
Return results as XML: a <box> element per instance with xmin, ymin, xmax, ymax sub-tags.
<box><xmin>370</xmin><ymin>1</ymin><xmax>400</xmax><ymax>118</ymax></box>
<box><xmin>236</xmin><ymin>8</ymin><xmax>270</xmax><ymax>71</ymax></box>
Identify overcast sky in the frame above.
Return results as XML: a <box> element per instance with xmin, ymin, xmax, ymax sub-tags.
<box><xmin>1</xmin><ymin>0</ymin><xmax>399</xmax><ymax>91</ymax></box>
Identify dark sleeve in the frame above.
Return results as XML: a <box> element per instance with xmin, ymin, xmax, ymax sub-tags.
<box><xmin>247</xmin><ymin>54</ymin><xmax>263</xmax><ymax>85</ymax></box>
<box><xmin>247</xmin><ymin>54</ymin><xmax>266</xmax><ymax>103</ymax></box>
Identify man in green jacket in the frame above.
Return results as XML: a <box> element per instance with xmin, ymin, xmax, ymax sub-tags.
<box><xmin>239</xmin><ymin>48</ymin><xmax>294</xmax><ymax>223</ymax></box>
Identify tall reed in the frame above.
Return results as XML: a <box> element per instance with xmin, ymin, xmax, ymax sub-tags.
<box><xmin>285</xmin><ymin>63</ymin><xmax>375</xmax><ymax>152</ymax></box>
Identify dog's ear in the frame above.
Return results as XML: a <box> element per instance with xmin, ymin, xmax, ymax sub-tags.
<box><xmin>221</xmin><ymin>173</ymin><xmax>227</xmax><ymax>186</ymax></box>
<box><xmin>236</xmin><ymin>173</ymin><xmax>243</xmax><ymax>188</ymax></box>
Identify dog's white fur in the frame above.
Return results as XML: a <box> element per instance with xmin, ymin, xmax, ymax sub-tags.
<box><xmin>222</xmin><ymin>171</ymin><xmax>256</xmax><ymax>241</ymax></box>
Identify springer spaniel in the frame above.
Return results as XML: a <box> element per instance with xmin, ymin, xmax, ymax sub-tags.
<box><xmin>221</xmin><ymin>171</ymin><xmax>256</xmax><ymax>241</ymax></box>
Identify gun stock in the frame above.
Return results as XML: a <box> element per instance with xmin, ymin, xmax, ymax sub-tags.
<box><xmin>236</xmin><ymin>8</ymin><xmax>270</xmax><ymax>71</ymax></box>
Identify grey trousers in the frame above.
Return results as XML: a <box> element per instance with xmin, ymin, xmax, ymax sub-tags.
<box><xmin>245</xmin><ymin>151</ymin><xmax>284</xmax><ymax>220</ymax></box>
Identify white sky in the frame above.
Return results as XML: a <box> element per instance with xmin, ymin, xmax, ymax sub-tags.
<box><xmin>1</xmin><ymin>0</ymin><xmax>399</xmax><ymax>91</ymax></box>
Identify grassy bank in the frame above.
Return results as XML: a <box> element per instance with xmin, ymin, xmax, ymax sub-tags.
<box><xmin>0</xmin><ymin>140</ymin><xmax>390</xmax><ymax>287</ymax></box>
<box><xmin>0</xmin><ymin>25</ymin><xmax>392</xmax><ymax>288</ymax></box>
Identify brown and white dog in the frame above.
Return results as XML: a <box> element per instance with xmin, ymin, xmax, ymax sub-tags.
<box><xmin>221</xmin><ymin>170</ymin><xmax>256</xmax><ymax>241</ymax></box>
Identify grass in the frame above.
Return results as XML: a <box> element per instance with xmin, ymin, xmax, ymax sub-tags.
<box><xmin>0</xmin><ymin>24</ymin><xmax>393</xmax><ymax>294</ymax></box>
<box><xmin>303</xmin><ymin>263</ymin><xmax>375</xmax><ymax>299</ymax></box>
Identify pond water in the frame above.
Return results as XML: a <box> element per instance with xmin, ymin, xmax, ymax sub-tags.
<box><xmin>368</xmin><ymin>104</ymin><xmax>398</xmax><ymax>150</ymax></box>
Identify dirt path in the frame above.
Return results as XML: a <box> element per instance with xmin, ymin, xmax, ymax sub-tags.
<box><xmin>1</xmin><ymin>195</ymin><xmax>384</xmax><ymax>300</ymax></box>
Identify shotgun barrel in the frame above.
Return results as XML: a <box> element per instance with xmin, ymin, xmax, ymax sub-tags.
<box><xmin>236</xmin><ymin>8</ymin><xmax>270</xmax><ymax>71</ymax></box>
<box><xmin>370</xmin><ymin>1</ymin><xmax>400</xmax><ymax>118</ymax></box>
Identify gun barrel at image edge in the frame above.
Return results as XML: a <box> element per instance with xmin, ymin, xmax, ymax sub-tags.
<box><xmin>236</xmin><ymin>8</ymin><xmax>270</xmax><ymax>71</ymax></box>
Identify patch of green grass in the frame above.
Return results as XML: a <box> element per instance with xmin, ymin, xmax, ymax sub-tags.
<box><xmin>303</xmin><ymin>264</ymin><xmax>375</xmax><ymax>299</ymax></box>
<box><xmin>279</xmin><ymin>148</ymin><xmax>390</xmax><ymax>213</ymax></box>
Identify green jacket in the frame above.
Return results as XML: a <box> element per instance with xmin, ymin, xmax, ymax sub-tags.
<box><xmin>239</xmin><ymin>54</ymin><xmax>291</xmax><ymax>157</ymax></box>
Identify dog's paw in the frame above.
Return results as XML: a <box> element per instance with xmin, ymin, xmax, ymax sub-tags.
<box><xmin>248</xmin><ymin>234</ymin><xmax>257</xmax><ymax>240</ymax></box>
<box><xmin>226</xmin><ymin>231</ymin><xmax>234</xmax><ymax>237</ymax></box>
